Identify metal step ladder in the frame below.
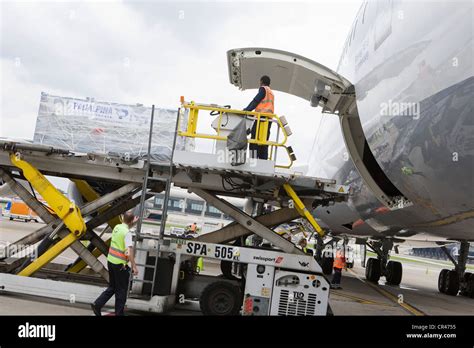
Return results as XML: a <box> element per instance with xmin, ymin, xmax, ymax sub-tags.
<box><xmin>128</xmin><ymin>105</ymin><xmax>180</xmax><ymax>299</ymax></box>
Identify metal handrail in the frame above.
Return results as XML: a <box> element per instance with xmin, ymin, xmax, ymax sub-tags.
<box><xmin>178</xmin><ymin>100</ymin><xmax>294</xmax><ymax>169</ymax></box>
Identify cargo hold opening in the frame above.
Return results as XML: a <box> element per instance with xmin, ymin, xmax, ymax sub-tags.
<box><xmin>340</xmin><ymin>111</ymin><xmax>409</xmax><ymax>209</ymax></box>
<box><xmin>362</xmin><ymin>141</ymin><xmax>403</xmax><ymax>198</ymax></box>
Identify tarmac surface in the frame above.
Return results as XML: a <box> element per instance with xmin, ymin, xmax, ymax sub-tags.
<box><xmin>1</xmin><ymin>218</ymin><xmax>473</xmax><ymax>316</ymax></box>
<box><xmin>330</xmin><ymin>261</ymin><xmax>474</xmax><ymax>315</ymax></box>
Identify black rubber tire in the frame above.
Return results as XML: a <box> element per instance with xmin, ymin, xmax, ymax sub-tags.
<box><xmin>385</xmin><ymin>261</ymin><xmax>403</xmax><ymax>285</ymax></box>
<box><xmin>199</xmin><ymin>281</ymin><xmax>242</xmax><ymax>316</ymax></box>
<box><xmin>459</xmin><ymin>272</ymin><xmax>471</xmax><ymax>296</ymax></box>
<box><xmin>321</xmin><ymin>256</ymin><xmax>334</xmax><ymax>275</ymax></box>
<box><xmin>220</xmin><ymin>260</ymin><xmax>238</xmax><ymax>280</ymax></box>
<box><xmin>466</xmin><ymin>273</ymin><xmax>474</xmax><ymax>298</ymax></box>
<box><xmin>365</xmin><ymin>258</ymin><xmax>381</xmax><ymax>283</ymax></box>
<box><xmin>444</xmin><ymin>270</ymin><xmax>460</xmax><ymax>296</ymax></box>
<box><xmin>9</xmin><ymin>217</ymin><xmax>13</xmax><ymax>221</ymax></box>
<box><xmin>219</xmin><ymin>239</ymin><xmax>242</xmax><ymax>280</ymax></box>
<box><xmin>438</xmin><ymin>269</ymin><xmax>449</xmax><ymax>293</ymax></box>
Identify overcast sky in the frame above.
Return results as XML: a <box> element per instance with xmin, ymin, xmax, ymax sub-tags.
<box><xmin>0</xmin><ymin>0</ymin><xmax>362</xmax><ymax>166</ymax></box>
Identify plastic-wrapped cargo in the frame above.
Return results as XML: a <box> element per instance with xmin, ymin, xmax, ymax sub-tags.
<box><xmin>33</xmin><ymin>92</ymin><xmax>192</xmax><ymax>164</ymax></box>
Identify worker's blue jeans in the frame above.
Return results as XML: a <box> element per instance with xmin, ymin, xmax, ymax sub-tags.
<box><xmin>94</xmin><ymin>261</ymin><xmax>130</xmax><ymax>315</ymax></box>
<box><xmin>331</xmin><ymin>267</ymin><xmax>342</xmax><ymax>285</ymax></box>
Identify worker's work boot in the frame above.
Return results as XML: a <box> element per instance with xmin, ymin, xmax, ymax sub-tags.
<box><xmin>91</xmin><ymin>303</ymin><xmax>102</xmax><ymax>316</ymax></box>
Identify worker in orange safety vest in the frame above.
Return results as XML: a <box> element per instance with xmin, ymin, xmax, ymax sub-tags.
<box><xmin>243</xmin><ymin>75</ymin><xmax>275</xmax><ymax>160</ymax></box>
<box><xmin>331</xmin><ymin>246</ymin><xmax>347</xmax><ymax>289</ymax></box>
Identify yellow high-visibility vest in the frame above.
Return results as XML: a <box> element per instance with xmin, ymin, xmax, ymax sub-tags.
<box><xmin>107</xmin><ymin>223</ymin><xmax>129</xmax><ymax>265</ymax></box>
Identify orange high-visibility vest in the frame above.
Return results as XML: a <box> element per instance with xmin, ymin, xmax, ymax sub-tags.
<box><xmin>255</xmin><ymin>86</ymin><xmax>274</xmax><ymax>114</ymax></box>
<box><xmin>333</xmin><ymin>250</ymin><xmax>346</xmax><ymax>269</ymax></box>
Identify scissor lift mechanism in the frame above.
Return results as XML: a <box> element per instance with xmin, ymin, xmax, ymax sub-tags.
<box><xmin>0</xmin><ymin>101</ymin><xmax>349</xmax><ymax>315</ymax></box>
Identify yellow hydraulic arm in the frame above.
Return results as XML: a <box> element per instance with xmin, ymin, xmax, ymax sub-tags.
<box><xmin>282</xmin><ymin>183</ymin><xmax>324</xmax><ymax>237</ymax></box>
<box><xmin>72</xmin><ymin>179</ymin><xmax>121</xmax><ymax>227</ymax></box>
<box><xmin>10</xmin><ymin>153</ymin><xmax>87</xmax><ymax>276</ymax></box>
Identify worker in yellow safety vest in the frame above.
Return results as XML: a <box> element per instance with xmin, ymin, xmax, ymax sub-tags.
<box><xmin>92</xmin><ymin>211</ymin><xmax>139</xmax><ymax>316</ymax></box>
<box><xmin>244</xmin><ymin>75</ymin><xmax>275</xmax><ymax>160</ymax></box>
<box><xmin>331</xmin><ymin>246</ymin><xmax>347</xmax><ymax>289</ymax></box>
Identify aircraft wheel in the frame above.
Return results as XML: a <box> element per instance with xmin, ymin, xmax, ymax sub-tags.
<box><xmin>438</xmin><ymin>269</ymin><xmax>449</xmax><ymax>293</ymax></box>
<box><xmin>321</xmin><ymin>255</ymin><xmax>333</xmax><ymax>275</ymax></box>
<box><xmin>365</xmin><ymin>258</ymin><xmax>381</xmax><ymax>283</ymax></box>
<box><xmin>220</xmin><ymin>260</ymin><xmax>238</xmax><ymax>280</ymax></box>
<box><xmin>385</xmin><ymin>261</ymin><xmax>402</xmax><ymax>285</ymax></box>
<box><xmin>459</xmin><ymin>273</ymin><xmax>471</xmax><ymax>296</ymax></box>
<box><xmin>220</xmin><ymin>239</ymin><xmax>241</xmax><ymax>280</ymax></box>
<box><xmin>459</xmin><ymin>272</ymin><xmax>473</xmax><ymax>298</ymax></box>
<box><xmin>444</xmin><ymin>270</ymin><xmax>460</xmax><ymax>296</ymax></box>
<box><xmin>465</xmin><ymin>273</ymin><xmax>474</xmax><ymax>298</ymax></box>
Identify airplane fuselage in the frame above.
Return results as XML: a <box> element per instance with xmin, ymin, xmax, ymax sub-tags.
<box><xmin>308</xmin><ymin>0</ymin><xmax>473</xmax><ymax>242</ymax></box>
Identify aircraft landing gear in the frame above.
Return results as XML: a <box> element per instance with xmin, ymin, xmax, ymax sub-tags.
<box><xmin>438</xmin><ymin>241</ymin><xmax>473</xmax><ymax>297</ymax></box>
<box><xmin>365</xmin><ymin>239</ymin><xmax>402</xmax><ymax>286</ymax></box>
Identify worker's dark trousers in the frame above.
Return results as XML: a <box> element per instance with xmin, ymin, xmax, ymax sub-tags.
<box><xmin>331</xmin><ymin>267</ymin><xmax>342</xmax><ymax>285</ymax></box>
<box><xmin>94</xmin><ymin>261</ymin><xmax>130</xmax><ymax>315</ymax></box>
<box><xmin>249</xmin><ymin>121</ymin><xmax>271</xmax><ymax>160</ymax></box>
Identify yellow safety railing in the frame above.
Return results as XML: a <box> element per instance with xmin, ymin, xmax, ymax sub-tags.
<box><xmin>178</xmin><ymin>99</ymin><xmax>296</xmax><ymax>169</ymax></box>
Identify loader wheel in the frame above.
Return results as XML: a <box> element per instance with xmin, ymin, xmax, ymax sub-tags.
<box><xmin>200</xmin><ymin>281</ymin><xmax>242</xmax><ymax>316</ymax></box>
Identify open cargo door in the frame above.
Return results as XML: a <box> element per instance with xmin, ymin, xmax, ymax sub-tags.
<box><xmin>227</xmin><ymin>48</ymin><xmax>411</xmax><ymax>210</ymax></box>
<box><xmin>227</xmin><ymin>47</ymin><xmax>356</xmax><ymax>116</ymax></box>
